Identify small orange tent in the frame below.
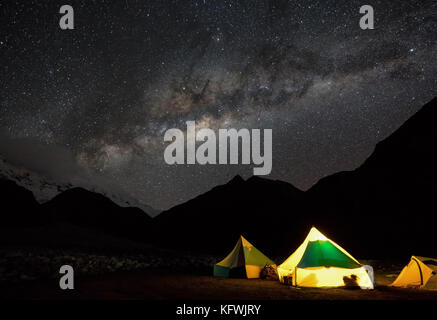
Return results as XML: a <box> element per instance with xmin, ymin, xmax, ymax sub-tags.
<box><xmin>391</xmin><ymin>256</ymin><xmax>437</xmax><ymax>289</ymax></box>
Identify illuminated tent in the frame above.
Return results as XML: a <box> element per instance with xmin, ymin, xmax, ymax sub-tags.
<box><xmin>277</xmin><ymin>227</ymin><xmax>374</xmax><ymax>289</ymax></box>
<box><xmin>390</xmin><ymin>256</ymin><xmax>437</xmax><ymax>289</ymax></box>
<box><xmin>213</xmin><ymin>235</ymin><xmax>275</xmax><ymax>278</ymax></box>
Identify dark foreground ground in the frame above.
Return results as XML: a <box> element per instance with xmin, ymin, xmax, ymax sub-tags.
<box><xmin>2</xmin><ymin>269</ymin><xmax>437</xmax><ymax>300</ymax></box>
<box><xmin>1</xmin><ymin>246</ymin><xmax>437</xmax><ymax>300</ymax></box>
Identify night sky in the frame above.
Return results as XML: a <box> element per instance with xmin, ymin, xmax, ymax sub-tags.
<box><xmin>0</xmin><ymin>0</ymin><xmax>436</xmax><ymax>210</ymax></box>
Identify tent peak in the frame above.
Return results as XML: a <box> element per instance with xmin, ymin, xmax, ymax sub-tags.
<box><xmin>240</xmin><ymin>235</ymin><xmax>253</xmax><ymax>248</ymax></box>
<box><xmin>307</xmin><ymin>227</ymin><xmax>328</xmax><ymax>241</ymax></box>
<box><xmin>214</xmin><ymin>235</ymin><xmax>274</xmax><ymax>279</ymax></box>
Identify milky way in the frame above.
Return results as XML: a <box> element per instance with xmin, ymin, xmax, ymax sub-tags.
<box><xmin>1</xmin><ymin>0</ymin><xmax>436</xmax><ymax>210</ymax></box>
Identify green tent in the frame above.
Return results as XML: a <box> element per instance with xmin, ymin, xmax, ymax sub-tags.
<box><xmin>297</xmin><ymin>240</ymin><xmax>362</xmax><ymax>269</ymax></box>
<box><xmin>213</xmin><ymin>235</ymin><xmax>275</xmax><ymax>278</ymax></box>
<box><xmin>278</xmin><ymin>227</ymin><xmax>374</xmax><ymax>288</ymax></box>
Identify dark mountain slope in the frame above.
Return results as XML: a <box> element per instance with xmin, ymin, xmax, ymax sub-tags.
<box><xmin>153</xmin><ymin>97</ymin><xmax>437</xmax><ymax>259</ymax></box>
<box><xmin>0</xmin><ymin>178</ymin><xmax>42</xmax><ymax>227</ymax></box>
<box><xmin>42</xmin><ymin>188</ymin><xmax>152</xmax><ymax>242</ymax></box>
<box><xmin>2</xmin><ymin>97</ymin><xmax>436</xmax><ymax>259</ymax></box>
<box><xmin>153</xmin><ymin>175</ymin><xmax>305</xmax><ymax>256</ymax></box>
<box><xmin>0</xmin><ymin>180</ymin><xmax>153</xmax><ymax>252</ymax></box>
<box><xmin>306</xmin><ymin>97</ymin><xmax>437</xmax><ymax>257</ymax></box>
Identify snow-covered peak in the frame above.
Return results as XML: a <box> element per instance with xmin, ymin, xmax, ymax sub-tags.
<box><xmin>0</xmin><ymin>156</ymin><xmax>160</xmax><ymax>217</ymax></box>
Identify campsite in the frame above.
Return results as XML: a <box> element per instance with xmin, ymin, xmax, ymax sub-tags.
<box><xmin>1</xmin><ymin>1</ymin><xmax>437</xmax><ymax>309</ymax></box>
<box><xmin>2</xmin><ymin>250</ymin><xmax>437</xmax><ymax>300</ymax></box>
<box><xmin>1</xmin><ymin>96</ymin><xmax>437</xmax><ymax>301</ymax></box>
<box><xmin>1</xmin><ymin>228</ymin><xmax>437</xmax><ymax>300</ymax></box>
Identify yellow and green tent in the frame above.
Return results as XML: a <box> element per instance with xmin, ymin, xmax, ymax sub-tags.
<box><xmin>213</xmin><ymin>235</ymin><xmax>275</xmax><ymax>278</ymax></box>
<box><xmin>390</xmin><ymin>256</ymin><xmax>437</xmax><ymax>289</ymax></box>
<box><xmin>278</xmin><ymin>227</ymin><xmax>374</xmax><ymax>289</ymax></box>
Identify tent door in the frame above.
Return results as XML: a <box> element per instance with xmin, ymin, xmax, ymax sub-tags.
<box><xmin>412</xmin><ymin>257</ymin><xmax>424</xmax><ymax>286</ymax></box>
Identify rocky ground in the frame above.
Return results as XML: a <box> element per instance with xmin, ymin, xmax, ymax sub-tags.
<box><xmin>1</xmin><ymin>247</ymin><xmax>436</xmax><ymax>300</ymax></box>
<box><xmin>0</xmin><ymin>246</ymin><xmax>217</xmax><ymax>283</ymax></box>
<box><xmin>0</xmin><ymin>246</ymin><xmax>403</xmax><ymax>282</ymax></box>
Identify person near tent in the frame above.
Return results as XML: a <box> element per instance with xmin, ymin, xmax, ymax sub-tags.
<box><xmin>277</xmin><ymin>227</ymin><xmax>374</xmax><ymax>289</ymax></box>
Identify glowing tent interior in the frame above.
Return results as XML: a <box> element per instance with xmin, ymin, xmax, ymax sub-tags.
<box><xmin>277</xmin><ymin>227</ymin><xmax>374</xmax><ymax>289</ymax></box>
<box><xmin>213</xmin><ymin>235</ymin><xmax>275</xmax><ymax>278</ymax></box>
<box><xmin>391</xmin><ymin>256</ymin><xmax>437</xmax><ymax>289</ymax></box>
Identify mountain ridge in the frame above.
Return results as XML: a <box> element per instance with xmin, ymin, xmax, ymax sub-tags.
<box><xmin>1</xmin><ymin>97</ymin><xmax>436</xmax><ymax>258</ymax></box>
<box><xmin>152</xmin><ymin>96</ymin><xmax>437</xmax><ymax>258</ymax></box>
<box><xmin>0</xmin><ymin>156</ymin><xmax>160</xmax><ymax>216</ymax></box>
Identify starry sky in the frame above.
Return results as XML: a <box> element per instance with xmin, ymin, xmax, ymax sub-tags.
<box><xmin>0</xmin><ymin>0</ymin><xmax>436</xmax><ymax>210</ymax></box>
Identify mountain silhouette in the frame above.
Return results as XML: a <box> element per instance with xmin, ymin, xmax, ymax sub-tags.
<box><xmin>42</xmin><ymin>187</ymin><xmax>152</xmax><ymax>242</ymax></box>
<box><xmin>0</xmin><ymin>181</ymin><xmax>152</xmax><ymax>250</ymax></box>
<box><xmin>1</xmin><ymin>97</ymin><xmax>436</xmax><ymax>259</ymax></box>
<box><xmin>0</xmin><ymin>178</ymin><xmax>42</xmax><ymax>227</ymax></box>
<box><xmin>152</xmin><ymin>174</ymin><xmax>305</xmax><ymax>255</ymax></box>
<box><xmin>305</xmin><ymin>96</ymin><xmax>437</xmax><ymax>257</ymax></box>
<box><xmin>153</xmin><ymin>97</ymin><xmax>437</xmax><ymax>258</ymax></box>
